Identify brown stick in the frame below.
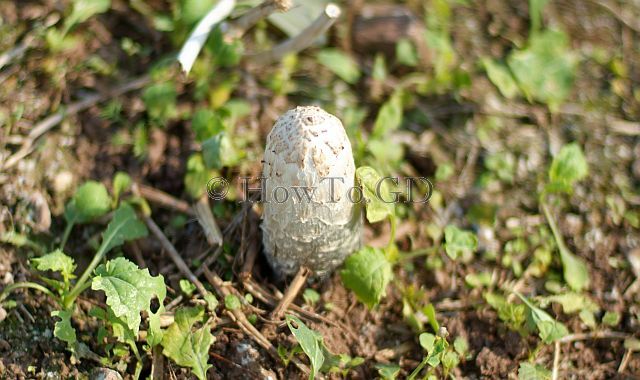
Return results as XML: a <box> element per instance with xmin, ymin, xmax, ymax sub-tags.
<box><xmin>193</xmin><ymin>195</ymin><xmax>223</xmax><ymax>246</ymax></box>
<box><xmin>269</xmin><ymin>266</ymin><xmax>310</xmax><ymax>321</ymax></box>
<box><xmin>224</xmin><ymin>0</ymin><xmax>292</xmax><ymax>41</ymax></box>
<box><xmin>246</xmin><ymin>3</ymin><xmax>341</xmax><ymax>64</ymax></box>
<box><xmin>202</xmin><ymin>266</ymin><xmax>311</xmax><ymax>376</ymax></box>
<box><xmin>144</xmin><ymin>216</ymin><xmax>209</xmax><ymax>299</ymax></box>
<box><xmin>136</xmin><ymin>184</ymin><xmax>194</xmax><ymax>216</ymax></box>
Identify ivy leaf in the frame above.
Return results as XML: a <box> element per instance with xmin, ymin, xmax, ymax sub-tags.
<box><xmin>340</xmin><ymin>247</ymin><xmax>393</xmax><ymax>308</ymax></box>
<box><xmin>316</xmin><ymin>49</ymin><xmax>361</xmax><ymax>84</ymax></box>
<box><xmin>518</xmin><ymin>362</ymin><xmax>551</xmax><ymax>380</ymax></box>
<box><xmin>162</xmin><ymin>306</ymin><xmax>214</xmax><ymax>380</ymax></box>
<box><xmin>547</xmin><ymin>143</ymin><xmax>588</xmax><ymax>194</ymax></box>
<box><xmin>355</xmin><ymin>166</ymin><xmax>395</xmax><ymax>224</ymax></box>
<box><xmin>65</xmin><ymin>181</ymin><xmax>111</xmax><ymax>224</ymax></box>
<box><xmin>372</xmin><ymin>92</ymin><xmax>403</xmax><ymax>138</ymax></box>
<box><xmin>444</xmin><ymin>225</ymin><xmax>477</xmax><ymax>261</ymax></box>
<box><xmin>52</xmin><ymin>309</ymin><xmax>77</xmax><ymax>352</ymax></box>
<box><xmin>285</xmin><ymin>315</ymin><xmax>325</xmax><ymax>380</ymax></box>
<box><xmin>515</xmin><ymin>292</ymin><xmax>568</xmax><ymax>344</ymax></box>
<box><xmin>99</xmin><ymin>203</ymin><xmax>148</xmax><ymax>256</ymax></box>
<box><xmin>92</xmin><ymin>257</ymin><xmax>166</xmax><ymax>336</ymax></box>
<box><xmin>32</xmin><ymin>249</ymin><xmax>76</xmax><ymax>283</ymax></box>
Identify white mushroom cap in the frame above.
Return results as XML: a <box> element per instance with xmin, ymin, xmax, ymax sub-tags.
<box><xmin>261</xmin><ymin>106</ymin><xmax>362</xmax><ymax>276</ymax></box>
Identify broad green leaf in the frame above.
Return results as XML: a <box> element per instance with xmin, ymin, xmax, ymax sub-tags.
<box><xmin>142</xmin><ymin>82</ymin><xmax>177</xmax><ymax>122</ymax></box>
<box><xmin>184</xmin><ymin>154</ymin><xmax>210</xmax><ymax>199</ymax></box>
<box><xmin>32</xmin><ymin>249</ymin><xmax>76</xmax><ymax>283</ymax></box>
<box><xmin>92</xmin><ymin>257</ymin><xmax>166</xmax><ymax>336</ymax></box>
<box><xmin>516</xmin><ymin>292</ymin><xmax>568</xmax><ymax>343</ymax></box>
<box><xmin>112</xmin><ymin>172</ymin><xmax>131</xmax><ymax>204</ymax></box>
<box><xmin>340</xmin><ymin>247</ymin><xmax>393</xmax><ymax>308</ymax></box>
<box><xmin>482</xmin><ymin>58</ymin><xmax>519</xmax><ymax>99</ymax></box>
<box><xmin>453</xmin><ymin>336</ymin><xmax>468</xmax><ymax>358</ymax></box>
<box><xmin>99</xmin><ymin>203</ymin><xmax>148</xmax><ymax>255</ymax></box>
<box><xmin>507</xmin><ymin>29</ymin><xmax>577</xmax><ymax>110</ymax></box>
<box><xmin>162</xmin><ymin>306</ymin><xmax>214</xmax><ymax>380</ymax></box>
<box><xmin>66</xmin><ymin>181</ymin><xmax>111</xmax><ymax>223</ymax></box>
<box><xmin>192</xmin><ymin>109</ymin><xmax>224</xmax><ymax>142</ymax></box>
<box><xmin>372</xmin><ymin>92</ymin><xmax>403</xmax><ymax>137</ymax></box>
<box><xmin>52</xmin><ymin>309</ymin><xmax>77</xmax><ymax>352</ymax></box>
<box><xmin>303</xmin><ymin>289</ymin><xmax>320</xmax><ymax>305</ymax></box>
<box><xmin>64</xmin><ymin>0</ymin><xmax>111</xmax><ymax>33</ymax></box>
<box><xmin>602</xmin><ymin>311</ymin><xmax>620</xmax><ymax>327</ymax></box>
<box><xmin>540</xmin><ymin>292</ymin><xmax>598</xmax><ymax>314</ymax></box>
<box><xmin>375</xmin><ymin>363</ymin><xmax>401</xmax><ymax>380</ymax></box>
<box><xmin>180</xmin><ymin>279</ymin><xmax>197</xmax><ymax>296</ymax></box>
<box><xmin>285</xmin><ymin>315</ymin><xmax>324</xmax><ymax>380</ymax></box>
<box><xmin>202</xmin><ymin>132</ymin><xmax>242</xmax><ymax>170</ymax></box>
<box><xmin>355</xmin><ymin>166</ymin><xmax>395</xmax><ymax>224</ymax></box>
<box><xmin>419</xmin><ymin>332</ymin><xmax>436</xmax><ymax>352</ymax></box>
<box><xmin>548</xmin><ymin>143</ymin><xmax>588</xmax><ymax>193</ymax></box>
<box><xmin>396</xmin><ymin>39</ymin><xmax>419</xmax><ymax>66</ymax></box>
<box><xmin>518</xmin><ymin>362</ymin><xmax>551</xmax><ymax>380</ymax></box>
<box><xmin>317</xmin><ymin>49</ymin><xmax>361</xmax><ymax>84</ymax></box>
<box><xmin>444</xmin><ymin>225</ymin><xmax>477</xmax><ymax>261</ymax></box>
<box><xmin>557</xmin><ymin>247</ymin><xmax>589</xmax><ymax>292</ymax></box>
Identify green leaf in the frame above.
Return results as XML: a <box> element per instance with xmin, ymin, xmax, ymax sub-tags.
<box><xmin>372</xmin><ymin>92</ymin><xmax>403</xmax><ymax>137</ymax></box>
<box><xmin>92</xmin><ymin>257</ymin><xmax>166</xmax><ymax>336</ymax></box>
<box><xmin>224</xmin><ymin>294</ymin><xmax>241</xmax><ymax>311</ymax></box>
<box><xmin>482</xmin><ymin>58</ymin><xmax>519</xmax><ymax>99</ymax></box>
<box><xmin>268</xmin><ymin>0</ymin><xmax>329</xmax><ymax>37</ymax></box>
<box><xmin>419</xmin><ymin>332</ymin><xmax>436</xmax><ymax>352</ymax></box>
<box><xmin>396</xmin><ymin>39</ymin><xmax>419</xmax><ymax>66</ymax></box>
<box><xmin>340</xmin><ymin>247</ymin><xmax>393</xmax><ymax>308</ymax></box>
<box><xmin>192</xmin><ymin>109</ymin><xmax>224</xmax><ymax>142</ymax></box>
<box><xmin>142</xmin><ymin>82</ymin><xmax>177</xmax><ymax>122</ymax></box>
<box><xmin>179</xmin><ymin>279</ymin><xmax>197</xmax><ymax>296</ymax></box>
<box><xmin>423</xmin><ymin>303</ymin><xmax>439</xmax><ymax>332</ymax></box>
<box><xmin>303</xmin><ymin>289</ymin><xmax>320</xmax><ymax>305</ymax></box>
<box><xmin>99</xmin><ymin>203</ymin><xmax>148</xmax><ymax>256</ymax></box>
<box><xmin>162</xmin><ymin>306</ymin><xmax>214</xmax><ymax>380</ymax></box>
<box><xmin>32</xmin><ymin>249</ymin><xmax>76</xmax><ymax>283</ymax></box>
<box><xmin>548</xmin><ymin>143</ymin><xmax>588</xmax><ymax>193</ymax></box>
<box><xmin>375</xmin><ymin>363</ymin><xmax>401</xmax><ymax>380</ymax></box>
<box><xmin>112</xmin><ymin>172</ymin><xmax>131</xmax><ymax>205</ymax></box>
<box><xmin>64</xmin><ymin>0</ymin><xmax>111</xmax><ymax>33</ymax></box>
<box><xmin>52</xmin><ymin>309</ymin><xmax>77</xmax><ymax>352</ymax></box>
<box><xmin>285</xmin><ymin>315</ymin><xmax>324</xmax><ymax>380</ymax></box>
<box><xmin>507</xmin><ymin>29</ymin><xmax>577</xmax><ymax>110</ymax></box>
<box><xmin>540</xmin><ymin>292</ymin><xmax>598</xmax><ymax>314</ymax></box>
<box><xmin>518</xmin><ymin>362</ymin><xmax>551</xmax><ymax>380</ymax></box>
<box><xmin>317</xmin><ymin>49</ymin><xmax>361</xmax><ymax>84</ymax></box>
<box><xmin>558</xmin><ymin>247</ymin><xmax>590</xmax><ymax>292</ymax></box>
<box><xmin>453</xmin><ymin>336</ymin><xmax>468</xmax><ymax>358</ymax></box>
<box><xmin>515</xmin><ymin>292</ymin><xmax>568</xmax><ymax>343</ymax></box>
<box><xmin>66</xmin><ymin>181</ymin><xmax>111</xmax><ymax>223</ymax></box>
<box><xmin>355</xmin><ymin>166</ymin><xmax>395</xmax><ymax>224</ymax></box>
<box><xmin>602</xmin><ymin>311</ymin><xmax>620</xmax><ymax>327</ymax></box>
<box><xmin>444</xmin><ymin>225</ymin><xmax>477</xmax><ymax>261</ymax></box>
<box><xmin>202</xmin><ymin>132</ymin><xmax>242</xmax><ymax>170</ymax></box>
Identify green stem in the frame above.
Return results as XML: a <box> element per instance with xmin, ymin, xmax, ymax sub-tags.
<box><xmin>407</xmin><ymin>356</ymin><xmax>429</xmax><ymax>380</ymax></box>
<box><xmin>398</xmin><ymin>247</ymin><xmax>438</xmax><ymax>262</ymax></box>
<box><xmin>63</xmin><ymin>244</ymin><xmax>107</xmax><ymax>308</ymax></box>
<box><xmin>386</xmin><ymin>214</ymin><xmax>397</xmax><ymax>250</ymax></box>
<box><xmin>540</xmin><ymin>200</ymin><xmax>569</xmax><ymax>254</ymax></box>
<box><xmin>0</xmin><ymin>282</ymin><xmax>57</xmax><ymax>304</ymax></box>
<box><xmin>59</xmin><ymin>220</ymin><xmax>75</xmax><ymax>251</ymax></box>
